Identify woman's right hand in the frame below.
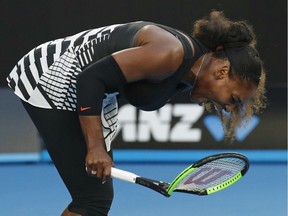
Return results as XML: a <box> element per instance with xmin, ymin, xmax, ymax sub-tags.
<box><xmin>85</xmin><ymin>146</ymin><xmax>114</xmax><ymax>183</ymax></box>
<box><xmin>78</xmin><ymin>115</ymin><xmax>114</xmax><ymax>183</ymax></box>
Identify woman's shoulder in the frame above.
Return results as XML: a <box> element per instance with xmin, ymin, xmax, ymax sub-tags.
<box><xmin>134</xmin><ymin>24</ymin><xmax>184</xmax><ymax>57</ymax></box>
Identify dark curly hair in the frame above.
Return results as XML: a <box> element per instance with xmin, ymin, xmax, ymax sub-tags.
<box><xmin>192</xmin><ymin>11</ymin><xmax>267</xmax><ymax>142</ymax></box>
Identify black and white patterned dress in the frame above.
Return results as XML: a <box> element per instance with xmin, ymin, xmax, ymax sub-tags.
<box><xmin>7</xmin><ymin>24</ymin><xmax>124</xmax><ymax>111</ymax></box>
<box><xmin>7</xmin><ymin>23</ymin><xmax>129</xmax><ymax>150</ymax></box>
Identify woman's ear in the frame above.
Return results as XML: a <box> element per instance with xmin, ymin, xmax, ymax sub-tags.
<box><xmin>215</xmin><ymin>59</ymin><xmax>230</xmax><ymax>80</ymax></box>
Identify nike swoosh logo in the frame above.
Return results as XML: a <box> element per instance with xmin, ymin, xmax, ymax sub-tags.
<box><xmin>80</xmin><ymin>107</ymin><xmax>92</xmax><ymax>111</ymax></box>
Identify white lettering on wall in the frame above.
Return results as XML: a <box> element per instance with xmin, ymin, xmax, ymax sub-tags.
<box><xmin>117</xmin><ymin>104</ymin><xmax>204</xmax><ymax>142</ymax></box>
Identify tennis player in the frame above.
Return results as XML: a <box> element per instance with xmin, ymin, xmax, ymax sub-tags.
<box><xmin>7</xmin><ymin>11</ymin><xmax>266</xmax><ymax>216</ymax></box>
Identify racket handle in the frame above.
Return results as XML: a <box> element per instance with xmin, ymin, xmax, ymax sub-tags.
<box><xmin>111</xmin><ymin>167</ymin><xmax>139</xmax><ymax>183</ymax></box>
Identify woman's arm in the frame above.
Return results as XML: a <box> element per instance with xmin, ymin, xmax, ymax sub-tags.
<box><xmin>77</xmin><ymin>25</ymin><xmax>185</xmax><ymax>182</ymax></box>
<box><xmin>79</xmin><ymin>116</ymin><xmax>113</xmax><ymax>183</ymax></box>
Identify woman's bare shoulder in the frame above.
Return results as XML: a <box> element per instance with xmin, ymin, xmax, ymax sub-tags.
<box><xmin>112</xmin><ymin>24</ymin><xmax>186</xmax><ymax>82</ymax></box>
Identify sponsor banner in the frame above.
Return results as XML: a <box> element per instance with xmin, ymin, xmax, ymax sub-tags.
<box><xmin>113</xmin><ymin>87</ymin><xmax>287</xmax><ymax>150</ymax></box>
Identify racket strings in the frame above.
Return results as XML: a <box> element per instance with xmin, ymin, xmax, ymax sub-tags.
<box><xmin>175</xmin><ymin>158</ymin><xmax>246</xmax><ymax>192</ymax></box>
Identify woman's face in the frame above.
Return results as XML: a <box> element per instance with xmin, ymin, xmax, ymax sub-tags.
<box><xmin>190</xmin><ymin>55</ymin><xmax>257</xmax><ymax>112</ymax></box>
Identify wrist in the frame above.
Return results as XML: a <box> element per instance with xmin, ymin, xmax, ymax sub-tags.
<box><xmin>87</xmin><ymin>143</ymin><xmax>106</xmax><ymax>152</ymax></box>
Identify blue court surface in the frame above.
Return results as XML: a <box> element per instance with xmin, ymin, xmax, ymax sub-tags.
<box><xmin>0</xmin><ymin>162</ymin><xmax>287</xmax><ymax>216</ymax></box>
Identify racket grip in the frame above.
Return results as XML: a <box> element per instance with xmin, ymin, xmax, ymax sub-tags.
<box><xmin>111</xmin><ymin>167</ymin><xmax>139</xmax><ymax>183</ymax></box>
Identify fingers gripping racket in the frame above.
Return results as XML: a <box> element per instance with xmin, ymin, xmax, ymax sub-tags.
<box><xmin>111</xmin><ymin>153</ymin><xmax>249</xmax><ymax>197</ymax></box>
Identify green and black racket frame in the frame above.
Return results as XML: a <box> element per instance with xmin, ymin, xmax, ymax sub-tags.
<box><xmin>111</xmin><ymin>152</ymin><xmax>249</xmax><ymax>197</ymax></box>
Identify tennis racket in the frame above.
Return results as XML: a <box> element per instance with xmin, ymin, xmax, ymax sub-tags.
<box><xmin>111</xmin><ymin>152</ymin><xmax>249</xmax><ymax>197</ymax></box>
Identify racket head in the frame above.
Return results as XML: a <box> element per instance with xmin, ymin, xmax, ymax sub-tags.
<box><xmin>167</xmin><ymin>152</ymin><xmax>249</xmax><ymax>196</ymax></box>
